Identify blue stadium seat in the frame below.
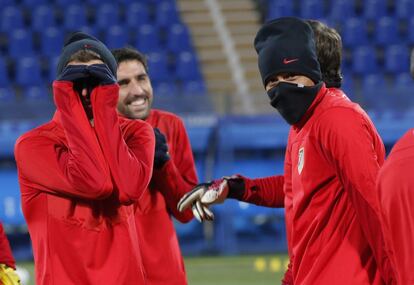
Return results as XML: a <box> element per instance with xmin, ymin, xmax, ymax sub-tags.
<box><xmin>8</xmin><ymin>29</ymin><xmax>34</xmax><ymax>58</ymax></box>
<box><xmin>32</xmin><ymin>5</ymin><xmax>56</xmax><ymax>32</ymax></box>
<box><xmin>267</xmin><ymin>0</ymin><xmax>294</xmax><ymax>20</ymax></box>
<box><xmin>135</xmin><ymin>25</ymin><xmax>161</xmax><ymax>53</ymax></box>
<box><xmin>0</xmin><ymin>58</ymin><xmax>9</xmax><ymax>87</ymax></box>
<box><xmin>40</xmin><ymin>27</ymin><xmax>64</xmax><ymax>57</ymax></box>
<box><xmin>15</xmin><ymin>56</ymin><xmax>43</xmax><ymax>87</ymax></box>
<box><xmin>407</xmin><ymin>18</ymin><xmax>414</xmax><ymax>44</ymax></box>
<box><xmin>340</xmin><ymin>73</ymin><xmax>356</xmax><ymax>100</ymax></box>
<box><xmin>155</xmin><ymin>1</ymin><xmax>181</xmax><ymax>27</ymax></box>
<box><xmin>175</xmin><ymin>51</ymin><xmax>202</xmax><ymax>81</ymax></box>
<box><xmin>95</xmin><ymin>4</ymin><xmax>119</xmax><ymax>30</ymax></box>
<box><xmin>361</xmin><ymin>73</ymin><xmax>388</xmax><ymax>110</ymax></box>
<box><xmin>395</xmin><ymin>0</ymin><xmax>413</xmax><ymax>19</ymax></box>
<box><xmin>63</xmin><ymin>5</ymin><xmax>87</xmax><ymax>31</ymax></box>
<box><xmin>0</xmin><ymin>0</ymin><xmax>14</xmax><ymax>6</ymax></box>
<box><xmin>153</xmin><ymin>81</ymin><xmax>179</xmax><ymax>96</ymax></box>
<box><xmin>363</xmin><ymin>0</ymin><xmax>387</xmax><ymax>20</ymax></box>
<box><xmin>126</xmin><ymin>3</ymin><xmax>150</xmax><ymax>27</ymax></box>
<box><xmin>375</xmin><ymin>17</ymin><xmax>400</xmax><ymax>46</ymax></box>
<box><xmin>0</xmin><ymin>87</ymin><xmax>14</xmax><ymax>102</ymax></box>
<box><xmin>22</xmin><ymin>85</ymin><xmax>49</xmax><ymax>102</ymax></box>
<box><xmin>182</xmin><ymin>80</ymin><xmax>207</xmax><ymax>96</ymax></box>
<box><xmin>342</xmin><ymin>18</ymin><xmax>368</xmax><ymax>48</ymax></box>
<box><xmin>22</xmin><ymin>0</ymin><xmax>47</xmax><ymax>7</ymax></box>
<box><xmin>352</xmin><ymin>46</ymin><xmax>378</xmax><ymax>74</ymax></box>
<box><xmin>384</xmin><ymin>45</ymin><xmax>410</xmax><ymax>74</ymax></box>
<box><xmin>215</xmin><ymin>158</ymin><xmax>283</xmax><ymax>179</ymax></box>
<box><xmin>393</xmin><ymin>73</ymin><xmax>414</xmax><ymax>110</ymax></box>
<box><xmin>104</xmin><ymin>25</ymin><xmax>129</xmax><ymax>50</ymax></box>
<box><xmin>0</xmin><ymin>6</ymin><xmax>24</xmax><ymax>33</ymax></box>
<box><xmin>329</xmin><ymin>0</ymin><xmax>355</xmax><ymax>22</ymax></box>
<box><xmin>300</xmin><ymin>0</ymin><xmax>324</xmax><ymax>19</ymax></box>
<box><xmin>213</xmin><ymin>199</ymin><xmax>287</xmax><ymax>253</ymax></box>
<box><xmin>117</xmin><ymin>0</ymin><xmax>141</xmax><ymax>4</ymax></box>
<box><xmin>73</xmin><ymin>26</ymin><xmax>98</xmax><ymax>38</ymax></box>
<box><xmin>48</xmin><ymin>56</ymin><xmax>59</xmax><ymax>83</ymax></box>
<box><xmin>166</xmin><ymin>23</ymin><xmax>193</xmax><ymax>53</ymax></box>
<box><xmin>0</xmin><ymin>170</ymin><xmax>25</xmax><ymax>226</ymax></box>
<box><xmin>394</xmin><ymin>72</ymin><xmax>414</xmax><ymax>87</ymax></box>
<box><xmin>55</xmin><ymin>0</ymin><xmax>81</xmax><ymax>6</ymax></box>
<box><xmin>85</xmin><ymin>0</ymin><xmax>113</xmax><ymax>5</ymax></box>
<box><xmin>147</xmin><ymin>52</ymin><xmax>169</xmax><ymax>83</ymax></box>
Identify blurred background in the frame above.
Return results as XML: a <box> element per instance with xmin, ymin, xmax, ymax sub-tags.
<box><xmin>1</xmin><ymin>0</ymin><xmax>413</xmax><ymax>284</ymax></box>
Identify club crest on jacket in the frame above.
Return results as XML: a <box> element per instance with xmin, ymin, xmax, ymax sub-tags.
<box><xmin>298</xmin><ymin>147</ymin><xmax>305</xmax><ymax>174</ymax></box>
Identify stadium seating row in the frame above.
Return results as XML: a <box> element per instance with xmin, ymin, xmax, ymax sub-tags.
<box><xmin>0</xmin><ymin>24</ymin><xmax>194</xmax><ymax>57</ymax></box>
<box><xmin>1</xmin><ymin>2</ymin><xmax>179</xmax><ymax>32</ymax></box>
<box><xmin>0</xmin><ymin>50</ymin><xmax>203</xmax><ymax>89</ymax></box>
<box><xmin>267</xmin><ymin>0</ymin><xmax>414</xmax><ymax>22</ymax></box>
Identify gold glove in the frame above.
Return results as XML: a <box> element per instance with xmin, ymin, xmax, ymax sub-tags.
<box><xmin>0</xmin><ymin>264</ymin><xmax>21</xmax><ymax>285</ymax></box>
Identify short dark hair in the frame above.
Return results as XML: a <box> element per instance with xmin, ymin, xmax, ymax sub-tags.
<box><xmin>306</xmin><ymin>20</ymin><xmax>343</xmax><ymax>88</ymax></box>
<box><xmin>68</xmin><ymin>49</ymin><xmax>102</xmax><ymax>64</ymax></box>
<box><xmin>111</xmin><ymin>47</ymin><xmax>149</xmax><ymax>73</ymax></box>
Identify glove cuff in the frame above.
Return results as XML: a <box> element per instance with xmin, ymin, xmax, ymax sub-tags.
<box><xmin>154</xmin><ymin>153</ymin><xmax>170</xmax><ymax>169</ymax></box>
<box><xmin>226</xmin><ymin>175</ymin><xmax>246</xmax><ymax>200</ymax></box>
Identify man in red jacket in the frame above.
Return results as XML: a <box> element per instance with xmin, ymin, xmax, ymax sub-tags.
<box><xmin>14</xmin><ymin>33</ymin><xmax>155</xmax><ymax>285</ymax></box>
<box><xmin>0</xmin><ymin>223</ymin><xmax>20</xmax><ymax>284</ymax></box>
<box><xmin>180</xmin><ymin>19</ymin><xmax>345</xmax><ymax>217</ymax></box>
<box><xmin>375</xmin><ymin>51</ymin><xmax>414</xmax><ymax>285</ymax></box>
<box><xmin>179</xmin><ymin>17</ymin><xmax>395</xmax><ymax>284</ymax></box>
<box><xmin>112</xmin><ymin>47</ymin><xmax>200</xmax><ymax>285</ymax></box>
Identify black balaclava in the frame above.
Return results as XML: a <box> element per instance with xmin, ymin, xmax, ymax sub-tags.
<box><xmin>254</xmin><ymin>17</ymin><xmax>323</xmax><ymax>125</ymax></box>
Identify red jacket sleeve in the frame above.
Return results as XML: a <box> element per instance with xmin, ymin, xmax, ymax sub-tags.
<box><xmin>234</xmin><ymin>175</ymin><xmax>284</xmax><ymax>207</ymax></box>
<box><xmin>0</xmin><ymin>223</ymin><xmax>15</xmax><ymax>269</ymax></box>
<box><xmin>92</xmin><ymin>85</ymin><xmax>155</xmax><ymax>205</ymax></box>
<box><xmin>15</xmin><ymin>81</ymin><xmax>113</xmax><ymax>199</ymax></box>
<box><xmin>281</xmin><ymin>261</ymin><xmax>293</xmax><ymax>285</ymax></box>
<box><xmin>318</xmin><ymin>107</ymin><xmax>396</xmax><ymax>284</ymax></box>
<box><xmin>151</xmin><ymin>118</ymin><xmax>198</xmax><ymax>223</ymax></box>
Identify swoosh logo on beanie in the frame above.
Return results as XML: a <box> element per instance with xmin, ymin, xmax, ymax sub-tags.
<box><xmin>283</xmin><ymin>58</ymin><xmax>299</xmax><ymax>64</ymax></box>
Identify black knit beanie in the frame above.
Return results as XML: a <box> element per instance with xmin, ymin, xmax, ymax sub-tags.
<box><xmin>254</xmin><ymin>17</ymin><xmax>322</xmax><ymax>86</ymax></box>
<box><xmin>56</xmin><ymin>31</ymin><xmax>117</xmax><ymax>78</ymax></box>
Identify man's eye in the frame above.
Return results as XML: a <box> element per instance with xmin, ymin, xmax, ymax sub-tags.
<box><xmin>137</xmin><ymin>75</ymin><xmax>147</xmax><ymax>82</ymax></box>
<box><xmin>118</xmin><ymin>80</ymin><xmax>129</xmax><ymax>86</ymax></box>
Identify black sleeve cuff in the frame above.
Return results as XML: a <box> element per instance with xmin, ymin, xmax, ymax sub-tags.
<box><xmin>226</xmin><ymin>178</ymin><xmax>246</xmax><ymax>200</ymax></box>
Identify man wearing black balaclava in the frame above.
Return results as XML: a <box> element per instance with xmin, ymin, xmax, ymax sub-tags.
<box><xmin>14</xmin><ymin>32</ymin><xmax>155</xmax><ymax>284</ymax></box>
<box><xmin>178</xmin><ymin>17</ymin><xmax>396</xmax><ymax>285</ymax></box>
<box><xmin>255</xmin><ymin>18</ymin><xmax>395</xmax><ymax>285</ymax></box>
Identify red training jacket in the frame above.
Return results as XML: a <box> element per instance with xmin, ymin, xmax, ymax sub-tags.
<box><xmin>237</xmin><ymin>85</ymin><xmax>395</xmax><ymax>284</ymax></box>
<box><xmin>231</xmin><ymin>175</ymin><xmax>284</xmax><ymax>207</ymax></box>
<box><xmin>0</xmin><ymin>223</ymin><xmax>15</xmax><ymax>269</ymax></box>
<box><xmin>14</xmin><ymin>81</ymin><xmax>155</xmax><ymax>285</ymax></box>
<box><xmin>284</xmin><ymin>85</ymin><xmax>393</xmax><ymax>284</ymax></box>
<box><xmin>133</xmin><ymin>109</ymin><xmax>198</xmax><ymax>285</ymax></box>
<box><xmin>377</xmin><ymin>129</ymin><xmax>414</xmax><ymax>285</ymax></box>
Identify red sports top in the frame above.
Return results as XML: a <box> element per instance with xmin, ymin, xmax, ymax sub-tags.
<box><xmin>133</xmin><ymin>109</ymin><xmax>198</xmax><ymax>285</ymax></box>
<box><xmin>377</xmin><ymin>129</ymin><xmax>414</xmax><ymax>285</ymax></box>
<box><xmin>236</xmin><ymin>85</ymin><xmax>395</xmax><ymax>284</ymax></box>
<box><xmin>0</xmin><ymin>223</ymin><xmax>15</xmax><ymax>269</ymax></box>
<box><xmin>14</xmin><ymin>81</ymin><xmax>155</xmax><ymax>285</ymax></box>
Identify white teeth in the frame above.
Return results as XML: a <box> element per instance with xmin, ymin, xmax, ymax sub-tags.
<box><xmin>130</xmin><ymin>98</ymin><xmax>146</xmax><ymax>106</ymax></box>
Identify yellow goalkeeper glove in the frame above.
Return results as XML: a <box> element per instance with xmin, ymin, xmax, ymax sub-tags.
<box><xmin>0</xmin><ymin>264</ymin><xmax>21</xmax><ymax>285</ymax></box>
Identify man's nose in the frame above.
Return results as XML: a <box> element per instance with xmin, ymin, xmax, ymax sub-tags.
<box><xmin>129</xmin><ymin>80</ymin><xmax>144</xmax><ymax>95</ymax></box>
